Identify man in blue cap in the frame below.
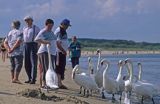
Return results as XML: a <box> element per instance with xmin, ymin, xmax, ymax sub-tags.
<box><xmin>54</xmin><ymin>19</ymin><xmax>71</xmax><ymax>89</ymax></box>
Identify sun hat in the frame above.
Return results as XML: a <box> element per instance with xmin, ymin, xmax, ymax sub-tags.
<box><xmin>23</xmin><ymin>15</ymin><xmax>33</xmax><ymax>21</ymax></box>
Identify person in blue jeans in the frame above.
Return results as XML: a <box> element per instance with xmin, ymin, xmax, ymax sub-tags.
<box><xmin>23</xmin><ymin>16</ymin><xmax>40</xmax><ymax>84</ymax></box>
<box><xmin>68</xmin><ymin>36</ymin><xmax>81</xmax><ymax>68</ymax></box>
<box><xmin>4</xmin><ymin>20</ymin><xmax>23</xmax><ymax>84</ymax></box>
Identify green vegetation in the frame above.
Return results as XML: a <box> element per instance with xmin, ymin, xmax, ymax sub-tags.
<box><xmin>1</xmin><ymin>37</ymin><xmax>159</xmax><ymax>51</ymax></box>
<box><xmin>68</xmin><ymin>38</ymin><xmax>160</xmax><ymax>51</ymax></box>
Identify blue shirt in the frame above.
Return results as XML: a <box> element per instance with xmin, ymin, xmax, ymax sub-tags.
<box><xmin>69</xmin><ymin>41</ymin><xmax>81</xmax><ymax>58</ymax></box>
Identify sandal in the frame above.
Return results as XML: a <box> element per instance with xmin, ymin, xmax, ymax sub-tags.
<box><xmin>59</xmin><ymin>85</ymin><xmax>68</xmax><ymax>89</ymax></box>
<box><xmin>12</xmin><ymin>80</ymin><xmax>22</xmax><ymax>84</ymax></box>
<box><xmin>41</xmin><ymin>85</ymin><xmax>50</xmax><ymax>90</ymax></box>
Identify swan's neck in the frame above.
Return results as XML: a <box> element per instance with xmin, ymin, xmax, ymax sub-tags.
<box><xmin>116</xmin><ymin>65</ymin><xmax>123</xmax><ymax>80</ymax></box>
<box><xmin>103</xmin><ymin>62</ymin><xmax>109</xmax><ymax>79</ymax></box>
<box><xmin>72</xmin><ymin>65</ymin><xmax>79</xmax><ymax>79</ymax></box>
<box><xmin>88</xmin><ymin>59</ymin><xmax>94</xmax><ymax>74</ymax></box>
<box><xmin>128</xmin><ymin>62</ymin><xmax>133</xmax><ymax>82</ymax></box>
<box><xmin>47</xmin><ymin>46</ymin><xmax>53</xmax><ymax>70</ymax></box>
<box><xmin>97</xmin><ymin>53</ymin><xmax>101</xmax><ymax>70</ymax></box>
<box><xmin>138</xmin><ymin>64</ymin><xmax>142</xmax><ymax>81</ymax></box>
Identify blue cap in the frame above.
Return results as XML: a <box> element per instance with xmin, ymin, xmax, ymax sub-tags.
<box><xmin>61</xmin><ymin>19</ymin><xmax>71</xmax><ymax>26</ymax></box>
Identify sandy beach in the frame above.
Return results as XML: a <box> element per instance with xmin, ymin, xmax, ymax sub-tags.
<box><xmin>0</xmin><ymin>57</ymin><xmax>118</xmax><ymax>104</ymax></box>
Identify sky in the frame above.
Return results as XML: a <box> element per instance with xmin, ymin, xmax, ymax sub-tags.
<box><xmin>0</xmin><ymin>0</ymin><xmax>160</xmax><ymax>43</ymax></box>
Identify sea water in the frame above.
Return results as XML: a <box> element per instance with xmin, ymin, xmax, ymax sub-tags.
<box><xmin>67</xmin><ymin>54</ymin><xmax>160</xmax><ymax>103</ymax></box>
<box><xmin>68</xmin><ymin>54</ymin><xmax>160</xmax><ymax>85</ymax></box>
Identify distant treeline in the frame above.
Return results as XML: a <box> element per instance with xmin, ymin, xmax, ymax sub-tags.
<box><xmin>1</xmin><ymin>37</ymin><xmax>160</xmax><ymax>51</ymax></box>
<box><xmin>69</xmin><ymin>38</ymin><xmax>160</xmax><ymax>51</ymax></box>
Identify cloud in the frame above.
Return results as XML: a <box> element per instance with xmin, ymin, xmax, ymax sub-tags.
<box><xmin>22</xmin><ymin>0</ymin><xmax>121</xmax><ymax>20</ymax></box>
<box><xmin>21</xmin><ymin>0</ymin><xmax>160</xmax><ymax>21</ymax></box>
<box><xmin>24</xmin><ymin>0</ymin><xmax>67</xmax><ymax>20</ymax></box>
<box><xmin>136</xmin><ymin>0</ymin><xmax>160</xmax><ymax>14</ymax></box>
<box><xmin>93</xmin><ymin>0</ymin><xmax>120</xmax><ymax>18</ymax></box>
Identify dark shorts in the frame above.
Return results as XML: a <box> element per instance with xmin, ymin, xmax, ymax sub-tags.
<box><xmin>55</xmin><ymin>52</ymin><xmax>66</xmax><ymax>80</ymax></box>
<box><xmin>10</xmin><ymin>55</ymin><xmax>23</xmax><ymax>73</ymax></box>
<box><xmin>71</xmin><ymin>57</ymin><xmax>79</xmax><ymax>68</ymax></box>
<box><xmin>1</xmin><ymin>49</ymin><xmax>6</xmax><ymax>52</ymax></box>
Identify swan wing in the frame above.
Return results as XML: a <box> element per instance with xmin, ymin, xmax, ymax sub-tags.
<box><xmin>74</xmin><ymin>74</ymin><xmax>98</xmax><ymax>90</ymax></box>
<box><xmin>46</xmin><ymin>69</ymin><xmax>59</xmax><ymax>89</ymax></box>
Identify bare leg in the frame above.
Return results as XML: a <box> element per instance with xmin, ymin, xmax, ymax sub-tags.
<box><xmin>11</xmin><ymin>71</ymin><xmax>14</xmax><ymax>82</ymax></box>
<box><xmin>57</xmin><ymin>74</ymin><xmax>62</xmax><ymax>86</ymax></box>
<box><xmin>2</xmin><ymin>52</ymin><xmax>5</xmax><ymax>62</ymax></box>
<box><xmin>12</xmin><ymin>72</ymin><xmax>21</xmax><ymax>84</ymax></box>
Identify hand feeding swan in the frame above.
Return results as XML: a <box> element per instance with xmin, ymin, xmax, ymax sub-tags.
<box><xmin>45</xmin><ymin>44</ymin><xmax>59</xmax><ymax>89</ymax></box>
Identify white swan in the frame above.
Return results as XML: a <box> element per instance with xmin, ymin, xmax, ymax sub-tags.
<box><xmin>72</xmin><ymin>65</ymin><xmax>99</xmax><ymax>97</ymax></box>
<box><xmin>125</xmin><ymin>59</ymin><xmax>159</xmax><ymax>104</ymax></box>
<box><xmin>101</xmin><ymin>59</ymin><xmax>120</xmax><ymax>101</ymax></box>
<box><xmin>124</xmin><ymin>59</ymin><xmax>133</xmax><ymax>93</ymax></box>
<box><xmin>137</xmin><ymin>63</ymin><xmax>142</xmax><ymax>81</ymax></box>
<box><xmin>123</xmin><ymin>59</ymin><xmax>133</xmax><ymax>104</ymax></box>
<box><xmin>75</xmin><ymin>57</ymin><xmax>93</xmax><ymax>75</ymax></box>
<box><xmin>88</xmin><ymin>57</ymin><xmax>94</xmax><ymax>75</ymax></box>
<box><xmin>116</xmin><ymin>60</ymin><xmax>125</xmax><ymax>101</ymax></box>
<box><xmin>95</xmin><ymin>49</ymin><xmax>104</xmax><ymax>88</ymax></box>
<box><xmin>78</xmin><ymin>57</ymin><xmax>95</xmax><ymax>95</ymax></box>
<box><xmin>45</xmin><ymin>44</ymin><xmax>59</xmax><ymax>89</ymax></box>
<box><xmin>96</xmin><ymin>49</ymin><xmax>101</xmax><ymax>71</ymax></box>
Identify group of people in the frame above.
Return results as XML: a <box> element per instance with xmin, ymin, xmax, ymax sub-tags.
<box><xmin>2</xmin><ymin>16</ymin><xmax>81</xmax><ymax>90</ymax></box>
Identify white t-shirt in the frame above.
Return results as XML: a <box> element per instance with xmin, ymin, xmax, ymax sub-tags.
<box><xmin>54</xmin><ymin>27</ymin><xmax>69</xmax><ymax>52</ymax></box>
<box><xmin>34</xmin><ymin>28</ymin><xmax>57</xmax><ymax>55</ymax></box>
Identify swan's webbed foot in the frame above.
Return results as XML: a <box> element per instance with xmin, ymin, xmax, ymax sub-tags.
<box><xmin>85</xmin><ymin>90</ymin><xmax>89</xmax><ymax>98</ymax></box>
<box><xmin>119</xmin><ymin>96</ymin><xmax>121</xmax><ymax>102</ymax></box>
<box><xmin>141</xmin><ymin>96</ymin><xmax>144</xmax><ymax>104</ymax></box>
<box><xmin>79</xmin><ymin>86</ymin><xmax>82</xmax><ymax>94</ymax></box>
<box><xmin>152</xmin><ymin>98</ymin><xmax>155</xmax><ymax>104</ymax></box>
<box><xmin>90</xmin><ymin>90</ymin><xmax>92</xmax><ymax>96</ymax></box>
<box><xmin>112</xmin><ymin>94</ymin><xmax>116</xmax><ymax>102</ymax></box>
<box><xmin>83</xmin><ymin>89</ymin><xmax>86</xmax><ymax>96</ymax></box>
<box><xmin>101</xmin><ymin>91</ymin><xmax>106</xmax><ymax>99</ymax></box>
<box><xmin>119</xmin><ymin>93</ymin><xmax>122</xmax><ymax>102</ymax></box>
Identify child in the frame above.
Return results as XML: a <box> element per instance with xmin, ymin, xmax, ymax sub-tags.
<box><xmin>0</xmin><ymin>39</ymin><xmax>7</xmax><ymax>62</ymax></box>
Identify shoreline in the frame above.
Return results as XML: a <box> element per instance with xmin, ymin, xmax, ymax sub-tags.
<box><xmin>80</xmin><ymin>50</ymin><xmax>160</xmax><ymax>56</ymax></box>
